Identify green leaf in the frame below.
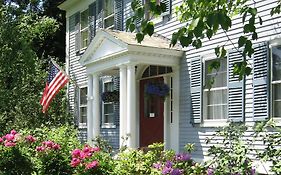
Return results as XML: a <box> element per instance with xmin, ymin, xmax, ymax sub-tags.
<box><xmin>136</xmin><ymin>33</ymin><xmax>144</xmax><ymax>43</ymax></box>
<box><xmin>129</xmin><ymin>23</ymin><xmax>135</xmax><ymax>32</ymax></box>
<box><xmin>243</xmin><ymin>24</ymin><xmax>251</xmax><ymax>33</ymax></box>
<box><xmin>189</xmin><ymin>17</ymin><xmax>200</xmax><ymax>30</ymax></box>
<box><xmin>242</xmin><ymin>11</ymin><xmax>247</xmax><ymax>24</ymax></box>
<box><xmin>126</xmin><ymin>18</ymin><xmax>132</xmax><ymax>31</ymax></box>
<box><xmin>206</xmin><ymin>29</ymin><xmax>213</xmax><ymax>39</ymax></box>
<box><xmin>259</xmin><ymin>16</ymin><xmax>263</xmax><ymax>25</ymax></box>
<box><xmin>252</xmin><ymin>32</ymin><xmax>258</xmax><ymax>40</ymax></box>
<box><xmin>171</xmin><ymin>32</ymin><xmax>179</xmax><ymax>46</ymax></box>
<box><xmin>136</xmin><ymin>7</ymin><xmax>144</xmax><ymax>19</ymax></box>
<box><xmin>179</xmin><ymin>36</ymin><xmax>191</xmax><ymax>47</ymax></box>
<box><xmin>146</xmin><ymin>22</ymin><xmax>154</xmax><ymax>36</ymax></box>
<box><xmin>238</xmin><ymin>36</ymin><xmax>247</xmax><ymax>48</ymax></box>
<box><xmin>245</xmin><ymin>66</ymin><xmax>252</xmax><ymax>76</ymax></box>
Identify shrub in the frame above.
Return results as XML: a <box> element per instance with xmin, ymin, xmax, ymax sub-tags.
<box><xmin>206</xmin><ymin>123</ymin><xmax>256</xmax><ymax>175</ymax></box>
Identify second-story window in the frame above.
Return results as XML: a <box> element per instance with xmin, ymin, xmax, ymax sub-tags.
<box><xmin>104</xmin><ymin>0</ymin><xmax>114</xmax><ymax>29</ymax></box>
<box><xmin>81</xmin><ymin>9</ymin><xmax>89</xmax><ymax>49</ymax></box>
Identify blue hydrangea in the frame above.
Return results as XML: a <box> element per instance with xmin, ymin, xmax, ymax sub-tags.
<box><xmin>146</xmin><ymin>83</ymin><xmax>170</xmax><ymax>97</ymax></box>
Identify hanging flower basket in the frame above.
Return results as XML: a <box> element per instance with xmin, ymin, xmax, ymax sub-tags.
<box><xmin>101</xmin><ymin>90</ymin><xmax>119</xmax><ymax>103</ymax></box>
<box><xmin>145</xmin><ymin>83</ymin><xmax>170</xmax><ymax>99</ymax></box>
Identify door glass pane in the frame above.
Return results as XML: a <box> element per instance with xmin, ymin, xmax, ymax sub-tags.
<box><xmin>144</xmin><ymin>84</ymin><xmax>160</xmax><ymax>118</ymax></box>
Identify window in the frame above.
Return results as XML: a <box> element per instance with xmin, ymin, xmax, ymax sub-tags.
<box><xmin>203</xmin><ymin>58</ymin><xmax>228</xmax><ymax>120</ymax></box>
<box><xmin>102</xmin><ymin>80</ymin><xmax>115</xmax><ymax>127</ymax></box>
<box><xmin>79</xmin><ymin>87</ymin><xmax>87</xmax><ymax>126</ymax></box>
<box><xmin>104</xmin><ymin>0</ymin><xmax>114</xmax><ymax>29</ymax></box>
<box><xmin>271</xmin><ymin>46</ymin><xmax>281</xmax><ymax>118</ymax></box>
<box><xmin>81</xmin><ymin>9</ymin><xmax>89</xmax><ymax>49</ymax></box>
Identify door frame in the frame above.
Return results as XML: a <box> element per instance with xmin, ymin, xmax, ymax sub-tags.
<box><xmin>135</xmin><ymin>65</ymin><xmax>180</xmax><ymax>152</ymax></box>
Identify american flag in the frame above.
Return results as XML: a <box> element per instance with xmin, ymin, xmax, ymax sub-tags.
<box><xmin>40</xmin><ymin>61</ymin><xmax>69</xmax><ymax>113</ymax></box>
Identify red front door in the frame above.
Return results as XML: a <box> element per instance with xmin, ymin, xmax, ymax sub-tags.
<box><xmin>140</xmin><ymin>77</ymin><xmax>164</xmax><ymax>147</ymax></box>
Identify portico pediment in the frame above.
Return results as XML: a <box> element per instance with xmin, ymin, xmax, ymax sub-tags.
<box><xmin>80</xmin><ymin>30</ymin><xmax>128</xmax><ymax>66</ymax></box>
<box><xmin>80</xmin><ymin>29</ymin><xmax>183</xmax><ymax>74</ymax></box>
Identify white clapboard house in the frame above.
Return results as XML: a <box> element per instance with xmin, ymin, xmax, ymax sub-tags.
<box><xmin>58</xmin><ymin>0</ymin><xmax>281</xmax><ymax>169</ymax></box>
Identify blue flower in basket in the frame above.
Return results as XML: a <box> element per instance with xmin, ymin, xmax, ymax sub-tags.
<box><xmin>146</xmin><ymin>83</ymin><xmax>170</xmax><ymax>98</ymax></box>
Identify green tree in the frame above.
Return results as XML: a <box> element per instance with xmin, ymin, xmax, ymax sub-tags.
<box><xmin>0</xmin><ymin>5</ymin><xmax>71</xmax><ymax>134</ymax></box>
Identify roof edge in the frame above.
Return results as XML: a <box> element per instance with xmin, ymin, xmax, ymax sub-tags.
<box><xmin>58</xmin><ymin>0</ymin><xmax>80</xmax><ymax>11</ymax></box>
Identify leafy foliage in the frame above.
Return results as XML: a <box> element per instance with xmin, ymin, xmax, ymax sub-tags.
<box><xmin>127</xmin><ymin>0</ymin><xmax>281</xmax><ymax>81</ymax></box>
<box><xmin>0</xmin><ymin>5</ymin><xmax>72</xmax><ymax>133</ymax></box>
<box><xmin>206</xmin><ymin>123</ymin><xmax>256</xmax><ymax>175</ymax></box>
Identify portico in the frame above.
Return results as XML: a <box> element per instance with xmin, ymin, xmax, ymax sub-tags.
<box><xmin>80</xmin><ymin>29</ymin><xmax>183</xmax><ymax>150</ymax></box>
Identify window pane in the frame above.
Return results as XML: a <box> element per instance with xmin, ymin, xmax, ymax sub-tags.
<box><xmin>81</xmin><ymin>30</ymin><xmax>89</xmax><ymax>48</ymax></box>
<box><xmin>105</xmin><ymin>0</ymin><xmax>114</xmax><ymax>17</ymax></box>
<box><xmin>150</xmin><ymin>65</ymin><xmax>157</xmax><ymax>76</ymax></box>
<box><xmin>205</xmin><ymin>58</ymin><xmax>227</xmax><ymax>88</ymax></box>
<box><xmin>104</xmin><ymin>114</ymin><xmax>114</xmax><ymax>123</ymax></box>
<box><xmin>81</xmin><ymin>9</ymin><xmax>89</xmax><ymax>29</ymax></box>
<box><xmin>273</xmin><ymin>83</ymin><xmax>281</xmax><ymax>117</ymax></box>
<box><xmin>80</xmin><ymin>87</ymin><xmax>87</xmax><ymax>105</ymax></box>
<box><xmin>104</xmin><ymin>103</ymin><xmax>114</xmax><ymax>114</ymax></box>
<box><xmin>272</xmin><ymin>46</ymin><xmax>281</xmax><ymax>81</ymax></box>
<box><xmin>204</xmin><ymin>89</ymin><xmax>228</xmax><ymax>120</ymax></box>
<box><xmin>104</xmin><ymin>82</ymin><xmax>114</xmax><ymax>92</ymax></box>
<box><xmin>104</xmin><ymin>16</ymin><xmax>114</xmax><ymax>28</ymax></box>
<box><xmin>80</xmin><ymin>107</ymin><xmax>87</xmax><ymax>123</ymax></box>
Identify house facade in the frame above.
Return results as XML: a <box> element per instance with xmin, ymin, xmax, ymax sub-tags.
<box><xmin>59</xmin><ymin>0</ymin><xmax>281</xmax><ymax>168</ymax></box>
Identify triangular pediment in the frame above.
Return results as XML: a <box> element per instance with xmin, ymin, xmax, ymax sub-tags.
<box><xmin>80</xmin><ymin>30</ymin><xmax>128</xmax><ymax>66</ymax></box>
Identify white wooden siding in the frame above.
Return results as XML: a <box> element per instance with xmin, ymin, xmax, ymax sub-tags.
<box><xmin>127</xmin><ymin>0</ymin><xmax>281</xmax><ymax>160</ymax></box>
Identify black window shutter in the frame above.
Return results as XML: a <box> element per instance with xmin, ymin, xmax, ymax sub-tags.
<box><xmin>96</xmin><ymin>0</ymin><xmax>104</xmax><ymax>29</ymax></box>
<box><xmin>253</xmin><ymin>42</ymin><xmax>269</xmax><ymax>121</ymax></box>
<box><xmin>228</xmin><ymin>49</ymin><xmax>244</xmax><ymax>122</ymax></box>
<box><xmin>114</xmin><ymin>0</ymin><xmax>123</xmax><ymax>31</ymax></box>
<box><xmin>190</xmin><ymin>56</ymin><xmax>202</xmax><ymax>124</ymax></box>
<box><xmin>74</xmin><ymin>12</ymin><xmax>81</xmax><ymax>52</ymax></box>
<box><xmin>89</xmin><ymin>2</ymin><xmax>96</xmax><ymax>41</ymax></box>
<box><xmin>161</xmin><ymin>0</ymin><xmax>171</xmax><ymax>16</ymax></box>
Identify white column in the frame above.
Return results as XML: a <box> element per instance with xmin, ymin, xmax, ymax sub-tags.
<box><xmin>87</xmin><ymin>75</ymin><xmax>94</xmax><ymax>144</ymax></box>
<box><xmin>163</xmin><ymin>76</ymin><xmax>170</xmax><ymax>150</ymax></box>
<box><xmin>119</xmin><ymin>65</ymin><xmax>127</xmax><ymax>148</ymax></box>
<box><xmin>127</xmin><ymin>64</ymin><xmax>137</xmax><ymax>148</ymax></box>
<box><xmin>92</xmin><ymin>73</ymin><xmax>100</xmax><ymax>141</ymax></box>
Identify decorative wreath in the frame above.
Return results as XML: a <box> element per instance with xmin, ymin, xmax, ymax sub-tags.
<box><xmin>145</xmin><ymin>83</ymin><xmax>170</xmax><ymax>98</ymax></box>
<box><xmin>101</xmin><ymin>90</ymin><xmax>119</xmax><ymax>103</ymax></box>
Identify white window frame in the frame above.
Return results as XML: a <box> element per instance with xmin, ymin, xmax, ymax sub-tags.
<box><xmin>103</xmin><ymin>0</ymin><xmax>114</xmax><ymax>29</ymax></box>
<box><xmin>270</xmin><ymin>43</ymin><xmax>281</xmax><ymax>119</ymax></box>
<box><xmin>101</xmin><ymin>77</ymin><xmax>116</xmax><ymax>128</ymax></box>
<box><xmin>78</xmin><ymin>86</ymin><xmax>87</xmax><ymax>128</ymax></box>
<box><xmin>202</xmin><ymin>55</ymin><xmax>228</xmax><ymax>125</ymax></box>
<box><xmin>80</xmin><ymin>8</ymin><xmax>89</xmax><ymax>50</ymax></box>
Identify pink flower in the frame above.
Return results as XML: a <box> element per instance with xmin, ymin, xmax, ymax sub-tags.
<box><xmin>4</xmin><ymin>141</ymin><xmax>16</xmax><ymax>147</ymax></box>
<box><xmin>4</xmin><ymin>134</ymin><xmax>14</xmax><ymax>141</ymax></box>
<box><xmin>85</xmin><ymin>160</ymin><xmax>99</xmax><ymax>170</ymax></box>
<box><xmin>10</xmin><ymin>129</ymin><xmax>17</xmax><ymax>135</ymax></box>
<box><xmin>25</xmin><ymin>135</ymin><xmax>36</xmax><ymax>143</ymax></box>
<box><xmin>36</xmin><ymin>146</ymin><xmax>45</xmax><ymax>152</ymax></box>
<box><xmin>91</xmin><ymin>147</ymin><xmax>100</xmax><ymax>152</ymax></box>
<box><xmin>52</xmin><ymin>144</ymin><xmax>61</xmax><ymax>150</ymax></box>
<box><xmin>70</xmin><ymin>158</ymin><xmax>81</xmax><ymax>167</ymax></box>
<box><xmin>83</xmin><ymin>146</ymin><xmax>90</xmax><ymax>153</ymax></box>
<box><xmin>0</xmin><ymin>137</ymin><xmax>3</xmax><ymax>143</ymax></box>
<box><xmin>72</xmin><ymin>149</ymin><xmax>82</xmax><ymax>158</ymax></box>
<box><xmin>42</xmin><ymin>140</ymin><xmax>54</xmax><ymax>148</ymax></box>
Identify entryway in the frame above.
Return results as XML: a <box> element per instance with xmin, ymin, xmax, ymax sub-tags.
<box><xmin>139</xmin><ymin>77</ymin><xmax>164</xmax><ymax>147</ymax></box>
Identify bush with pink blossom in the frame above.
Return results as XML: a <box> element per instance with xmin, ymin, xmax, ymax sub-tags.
<box><xmin>70</xmin><ymin>144</ymin><xmax>114</xmax><ymax>175</ymax></box>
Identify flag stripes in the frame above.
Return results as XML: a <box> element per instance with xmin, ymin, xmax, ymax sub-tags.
<box><xmin>40</xmin><ymin>61</ymin><xmax>69</xmax><ymax>113</ymax></box>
